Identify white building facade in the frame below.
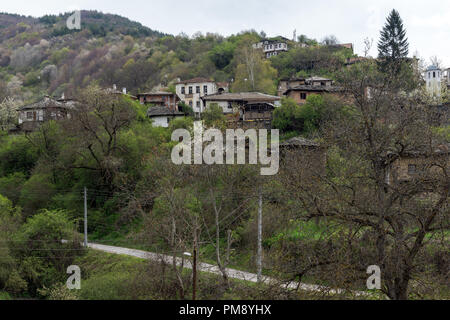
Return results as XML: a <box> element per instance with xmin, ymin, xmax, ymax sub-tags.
<box><xmin>175</xmin><ymin>78</ymin><xmax>228</xmax><ymax>116</ymax></box>
<box><xmin>253</xmin><ymin>38</ymin><xmax>289</xmax><ymax>58</ymax></box>
<box><xmin>425</xmin><ymin>65</ymin><xmax>443</xmax><ymax>98</ymax></box>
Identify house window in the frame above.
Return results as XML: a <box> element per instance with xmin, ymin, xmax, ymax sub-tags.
<box><xmin>196</xmin><ymin>101</ymin><xmax>200</xmax><ymax>108</ymax></box>
<box><xmin>300</xmin><ymin>93</ymin><xmax>307</xmax><ymax>100</ymax></box>
<box><xmin>189</xmin><ymin>101</ymin><xmax>193</xmax><ymax>107</ymax></box>
<box><xmin>189</xmin><ymin>86</ymin><xmax>193</xmax><ymax>94</ymax></box>
<box><xmin>26</xmin><ymin>112</ymin><xmax>33</xmax><ymax>120</ymax></box>
<box><xmin>204</xmin><ymin>85</ymin><xmax>208</xmax><ymax>94</ymax></box>
<box><xmin>433</xmin><ymin>72</ymin><xmax>436</xmax><ymax>78</ymax></box>
<box><xmin>181</xmin><ymin>87</ymin><xmax>185</xmax><ymax>94</ymax></box>
<box><xmin>196</xmin><ymin>86</ymin><xmax>200</xmax><ymax>94</ymax></box>
<box><xmin>408</xmin><ymin>164</ymin><xmax>417</xmax><ymax>175</ymax></box>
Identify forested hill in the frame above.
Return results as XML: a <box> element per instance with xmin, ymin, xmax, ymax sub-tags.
<box><xmin>0</xmin><ymin>10</ymin><xmax>354</xmax><ymax>104</ymax></box>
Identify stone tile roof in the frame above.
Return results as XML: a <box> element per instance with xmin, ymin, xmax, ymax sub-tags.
<box><xmin>18</xmin><ymin>96</ymin><xmax>77</xmax><ymax>111</ymax></box>
<box><xmin>284</xmin><ymin>85</ymin><xmax>343</xmax><ymax>94</ymax></box>
<box><xmin>280</xmin><ymin>136</ymin><xmax>320</xmax><ymax>148</ymax></box>
<box><xmin>147</xmin><ymin>106</ymin><xmax>184</xmax><ymax>117</ymax></box>
<box><xmin>175</xmin><ymin>77</ymin><xmax>215</xmax><ymax>85</ymax></box>
<box><xmin>202</xmin><ymin>92</ymin><xmax>280</xmax><ymax>102</ymax></box>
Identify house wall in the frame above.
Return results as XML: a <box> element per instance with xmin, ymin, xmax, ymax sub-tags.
<box><xmin>204</xmin><ymin>100</ymin><xmax>234</xmax><ymax>114</ymax></box>
<box><xmin>139</xmin><ymin>94</ymin><xmax>179</xmax><ymax>110</ymax></box>
<box><xmin>390</xmin><ymin>155</ymin><xmax>449</xmax><ymax>184</ymax></box>
<box><xmin>286</xmin><ymin>91</ymin><xmax>315</xmax><ymax>104</ymax></box>
<box><xmin>150</xmin><ymin>115</ymin><xmax>185</xmax><ymax>128</ymax></box>
<box><xmin>286</xmin><ymin>90</ymin><xmax>344</xmax><ymax>105</ymax></box>
<box><xmin>176</xmin><ymin>82</ymin><xmax>218</xmax><ymax>114</ymax></box>
<box><xmin>425</xmin><ymin>69</ymin><xmax>442</xmax><ymax>98</ymax></box>
<box><xmin>151</xmin><ymin>116</ymin><xmax>170</xmax><ymax>128</ymax></box>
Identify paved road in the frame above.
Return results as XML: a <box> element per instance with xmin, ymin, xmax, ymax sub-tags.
<box><xmin>87</xmin><ymin>242</ymin><xmax>368</xmax><ymax>297</ymax></box>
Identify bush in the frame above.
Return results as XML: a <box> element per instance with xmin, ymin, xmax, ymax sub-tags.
<box><xmin>4</xmin><ymin>270</ymin><xmax>27</xmax><ymax>295</ymax></box>
<box><xmin>203</xmin><ymin>103</ymin><xmax>226</xmax><ymax>129</ymax></box>
<box><xmin>0</xmin><ymin>134</ymin><xmax>37</xmax><ymax>177</ymax></box>
<box><xmin>0</xmin><ymin>172</ymin><xmax>27</xmax><ymax>204</ymax></box>
<box><xmin>12</xmin><ymin>209</ymin><xmax>84</xmax><ymax>294</ymax></box>
<box><xmin>19</xmin><ymin>173</ymin><xmax>56</xmax><ymax>217</ymax></box>
<box><xmin>169</xmin><ymin>116</ymin><xmax>193</xmax><ymax>132</ymax></box>
<box><xmin>272</xmin><ymin>97</ymin><xmax>303</xmax><ymax>133</ymax></box>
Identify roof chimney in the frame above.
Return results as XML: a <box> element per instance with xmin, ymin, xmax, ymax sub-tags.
<box><xmin>122</xmin><ymin>87</ymin><xmax>127</xmax><ymax>94</ymax></box>
<box><xmin>113</xmin><ymin>84</ymin><xmax>117</xmax><ymax>91</ymax></box>
<box><xmin>61</xmin><ymin>92</ymin><xmax>65</xmax><ymax>100</ymax></box>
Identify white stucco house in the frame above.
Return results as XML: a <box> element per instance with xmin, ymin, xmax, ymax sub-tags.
<box><xmin>253</xmin><ymin>37</ymin><xmax>289</xmax><ymax>58</ymax></box>
<box><xmin>147</xmin><ymin>106</ymin><xmax>185</xmax><ymax>128</ymax></box>
<box><xmin>175</xmin><ymin>78</ymin><xmax>228</xmax><ymax>117</ymax></box>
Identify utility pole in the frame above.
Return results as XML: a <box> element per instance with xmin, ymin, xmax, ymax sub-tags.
<box><xmin>84</xmin><ymin>187</ymin><xmax>88</xmax><ymax>247</ymax></box>
<box><xmin>257</xmin><ymin>185</ymin><xmax>262</xmax><ymax>283</ymax></box>
<box><xmin>192</xmin><ymin>227</ymin><xmax>197</xmax><ymax>300</ymax></box>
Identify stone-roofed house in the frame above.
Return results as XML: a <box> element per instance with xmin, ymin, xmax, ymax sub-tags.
<box><xmin>278</xmin><ymin>77</ymin><xmax>306</xmax><ymax>96</ymax></box>
<box><xmin>202</xmin><ymin>91</ymin><xmax>280</xmax><ymax>124</ymax></box>
<box><xmin>136</xmin><ymin>91</ymin><xmax>180</xmax><ymax>111</ymax></box>
<box><xmin>387</xmin><ymin>143</ymin><xmax>450</xmax><ymax>186</ymax></box>
<box><xmin>283</xmin><ymin>76</ymin><xmax>343</xmax><ymax>105</ymax></box>
<box><xmin>17</xmin><ymin>95</ymin><xmax>77</xmax><ymax>132</ymax></box>
<box><xmin>279</xmin><ymin>136</ymin><xmax>326</xmax><ymax>174</ymax></box>
<box><xmin>147</xmin><ymin>106</ymin><xmax>185</xmax><ymax>128</ymax></box>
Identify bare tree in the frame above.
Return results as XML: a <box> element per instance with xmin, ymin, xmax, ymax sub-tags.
<box><xmin>277</xmin><ymin>59</ymin><xmax>448</xmax><ymax>300</ymax></box>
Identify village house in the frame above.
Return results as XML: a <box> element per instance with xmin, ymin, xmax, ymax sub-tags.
<box><xmin>136</xmin><ymin>91</ymin><xmax>180</xmax><ymax>111</ymax></box>
<box><xmin>147</xmin><ymin>106</ymin><xmax>185</xmax><ymax>128</ymax></box>
<box><xmin>387</xmin><ymin>144</ymin><xmax>449</xmax><ymax>186</ymax></box>
<box><xmin>201</xmin><ymin>91</ymin><xmax>280</xmax><ymax>127</ymax></box>
<box><xmin>107</xmin><ymin>84</ymin><xmax>137</xmax><ymax>100</ymax></box>
<box><xmin>17</xmin><ymin>95</ymin><xmax>77</xmax><ymax>132</ymax></box>
<box><xmin>279</xmin><ymin>136</ymin><xmax>327</xmax><ymax>175</ymax></box>
<box><xmin>253</xmin><ymin>37</ymin><xmax>289</xmax><ymax>58</ymax></box>
<box><xmin>282</xmin><ymin>76</ymin><xmax>342</xmax><ymax>104</ymax></box>
<box><xmin>277</xmin><ymin>77</ymin><xmax>307</xmax><ymax>96</ymax></box>
<box><xmin>175</xmin><ymin>78</ymin><xmax>229</xmax><ymax>117</ymax></box>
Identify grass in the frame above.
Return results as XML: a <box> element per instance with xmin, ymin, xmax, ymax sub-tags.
<box><xmin>0</xmin><ymin>291</ymin><xmax>11</xmax><ymax>300</ymax></box>
<box><xmin>71</xmin><ymin>249</ymin><xmax>361</xmax><ymax>300</ymax></box>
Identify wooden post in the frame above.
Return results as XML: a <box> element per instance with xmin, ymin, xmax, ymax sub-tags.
<box><xmin>192</xmin><ymin>228</ymin><xmax>197</xmax><ymax>300</ymax></box>
<box><xmin>84</xmin><ymin>187</ymin><xmax>88</xmax><ymax>247</ymax></box>
<box><xmin>257</xmin><ymin>185</ymin><xmax>262</xmax><ymax>282</ymax></box>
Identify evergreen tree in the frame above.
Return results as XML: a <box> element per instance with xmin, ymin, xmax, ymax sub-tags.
<box><xmin>378</xmin><ymin>9</ymin><xmax>409</xmax><ymax>62</ymax></box>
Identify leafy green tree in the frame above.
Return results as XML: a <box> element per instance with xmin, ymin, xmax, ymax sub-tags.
<box><xmin>19</xmin><ymin>173</ymin><xmax>56</xmax><ymax>217</ymax></box>
<box><xmin>203</xmin><ymin>103</ymin><xmax>226</xmax><ymax>129</ymax></box>
<box><xmin>178</xmin><ymin>102</ymin><xmax>194</xmax><ymax>117</ymax></box>
<box><xmin>169</xmin><ymin>117</ymin><xmax>193</xmax><ymax>132</ymax></box>
<box><xmin>0</xmin><ymin>172</ymin><xmax>26</xmax><ymax>204</ymax></box>
<box><xmin>297</xmin><ymin>94</ymin><xmax>324</xmax><ymax>134</ymax></box>
<box><xmin>12</xmin><ymin>209</ymin><xmax>83</xmax><ymax>295</ymax></box>
<box><xmin>209</xmin><ymin>41</ymin><xmax>236</xmax><ymax>69</ymax></box>
<box><xmin>232</xmin><ymin>36</ymin><xmax>277</xmax><ymax>94</ymax></box>
<box><xmin>272</xmin><ymin>97</ymin><xmax>303</xmax><ymax>133</ymax></box>
<box><xmin>0</xmin><ymin>134</ymin><xmax>37</xmax><ymax>177</ymax></box>
<box><xmin>0</xmin><ymin>195</ymin><xmax>22</xmax><ymax>294</ymax></box>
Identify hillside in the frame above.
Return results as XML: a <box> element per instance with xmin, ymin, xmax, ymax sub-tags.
<box><xmin>0</xmin><ymin>10</ymin><xmax>354</xmax><ymax>105</ymax></box>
